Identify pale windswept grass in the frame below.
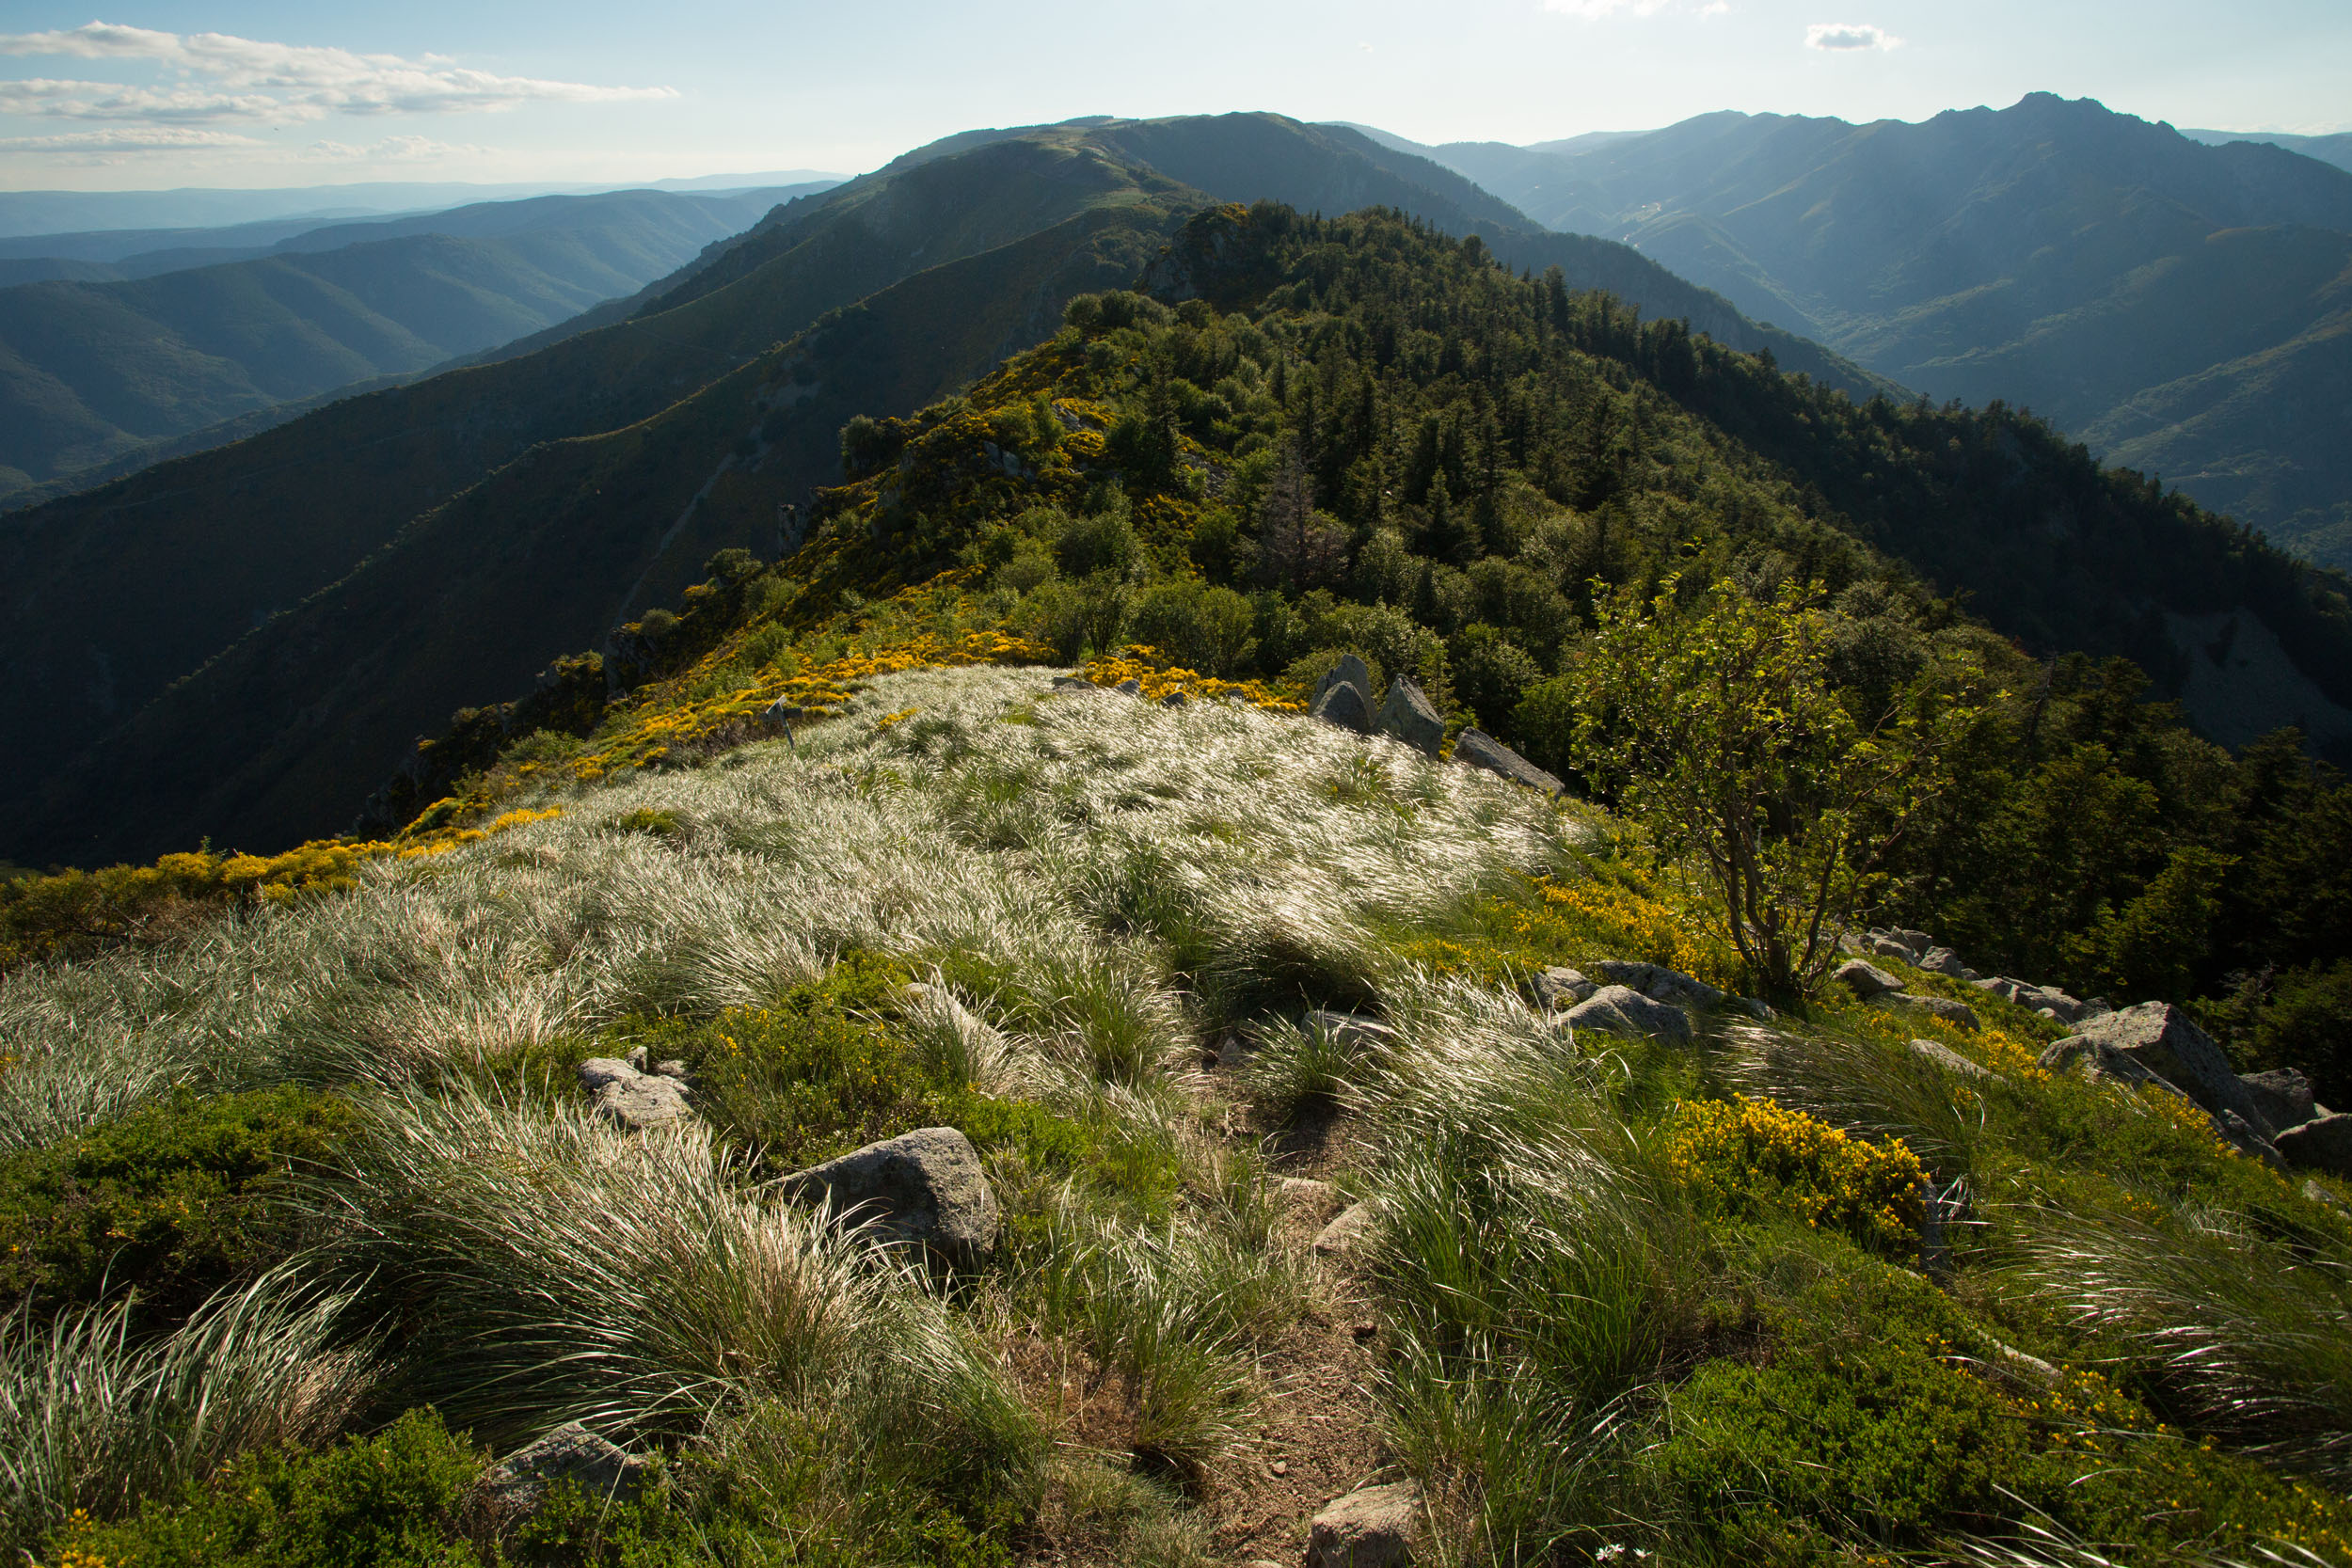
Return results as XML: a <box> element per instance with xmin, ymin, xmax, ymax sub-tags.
<box><xmin>303</xmin><ymin>1078</ymin><xmax>1039</xmax><ymax>1476</ymax></box>
<box><xmin>0</xmin><ymin>1266</ymin><xmax>370</xmax><ymax>1552</ymax></box>
<box><xmin>2014</xmin><ymin>1200</ymin><xmax>2352</xmax><ymax>1480</ymax></box>
<box><xmin>0</xmin><ymin>665</ymin><xmax>1575</xmax><ymax>1151</ymax></box>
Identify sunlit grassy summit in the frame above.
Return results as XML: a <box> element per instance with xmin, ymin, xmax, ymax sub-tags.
<box><xmin>3</xmin><ymin>201</ymin><xmax>2352</xmax><ymax>1565</ymax></box>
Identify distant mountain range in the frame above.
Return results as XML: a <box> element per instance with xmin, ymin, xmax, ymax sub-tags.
<box><xmin>2182</xmin><ymin>128</ymin><xmax>2352</xmax><ymax>174</ymax></box>
<box><xmin>0</xmin><ymin>184</ymin><xmax>834</xmax><ymax>502</ymax></box>
<box><xmin>0</xmin><ymin>174</ymin><xmax>843</xmax><ymax>240</ymax></box>
<box><xmin>1390</xmin><ymin>94</ymin><xmax>2352</xmax><ymax>572</ymax></box>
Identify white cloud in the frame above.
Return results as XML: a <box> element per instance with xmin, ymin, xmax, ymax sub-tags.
<box><xmin>0</xmin><ymin>22</ymin><xmax>675</xmax><ymax>124</ymax></box>
<box><xmin>0</xmin><ymin>124</ymin><xmax>262</xmax><ymax>151</ymax></box>
<box><xmin>305</xmin><ymin>135</ymin><xmax>488</xmax><ymax>163</ymax></box>
<box><xmin>1805</xmin><ymin>22</ymin><xmax>1900</xmax><ymax>50</ymax></box>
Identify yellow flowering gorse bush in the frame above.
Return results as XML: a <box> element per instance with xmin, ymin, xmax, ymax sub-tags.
<box><xmin>1667</xmin><ymin>1094</ymin><xmax>1928</xmax><ymax>1253</ymax></box>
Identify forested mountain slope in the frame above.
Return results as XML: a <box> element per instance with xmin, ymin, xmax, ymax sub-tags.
<box><xmin>1408</xmin><ymin>94</ymin><xmax>2352</xmax><ymax>572</ymax></box>
<box><xmin>0</xmin><ymin>115</ymin><xmax>1878</xmax><ymax>872</ymax></box>
<box><xmin>0</xmin><ymin>186</ymin><xmax>824</xmax><ymax>500</ymax></box>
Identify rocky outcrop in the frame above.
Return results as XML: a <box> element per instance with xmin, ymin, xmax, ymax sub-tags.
<box><xmin>1834</xmin><ymin>960</ymin><xmax>1905</xmax><ymax>1000</ymax></box>
<box><xmin>577</xmin><ymin>1056</ymin><xmax>691</xmax><ymax>1131</ymax></box>
<box><xmin>1313</xmin><ymin>655</ymin><xmax>1372</xmax><ymax>710</ymax></box>
<box><xmin>1310</xmin><ymin>1481</ymin><xmax>1422</xmax><ymax>1568</ymax></box>
<box><xmin>1564</xmin><ymin>984</ymin><xmax>1692</xmax><ymax>1043</ymax></box>
<box><xmin>2075</xmin><ymin>1004</ymin><xmax>2278</xmax><ymax>1138</ymax></box>
<box><xmin>1374</xmin><ymin>674</ymin><xmax>1446</xmax><ymax>756</ymax></box>
<box><xmin>474</xmin><ymin>1423</ymin><xmax>651</xmax><ymax>1521</ymax></box>
<box><xmin>1532</xmin><ymin>966</ymin><xmax>1596</xmax><ymax>1010</ymax></box>
<box><xmin>781</xmin><ymin>1127</ymin><xmax>999</xmax><ymax>1268</ymax></box>
<box><xmin>1912</xmin><ymin>1038</ymin><xmax>2004</xmax><ymax>1083</ymax></box>
<box><xmin>2243</xmin><ymin>1068</ymin><xmax>2321</xmax><ymax>1133</ymax></box>
<box><xmin>1311</xmin><ymin>677</ymin><xmax>1374</xmax><ymax>733</ymax></box>
<box><xmin>1452</xmin><ymin>729</ymin><xmax>1563</xmax><ymax>799</ymax></box>
<box><xmin>2276</xmin><ymin>1114</ymin><xmax>2352</xmax><ymax>1178</ymax></box>
<box><xmin>1596</xmin><ymin>959</ymin><xmax>1724</xmax><ymax>1012</ymax></box>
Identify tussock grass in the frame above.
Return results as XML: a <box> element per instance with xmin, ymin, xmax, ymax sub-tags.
<box><xmin>0</xmin><ymin>1265</ymin><xmax>368</xmax><ymax>1551</ymax></box>
<box><xmin>2016</xmin><ymin>1200</ymin><xmax>2352</xmax><ymax>1480</ymax></box>
<box><xmin>305</xmin><ymin>1079</ymin><xmax>1039</xmax><ymax>1480</ymax></box>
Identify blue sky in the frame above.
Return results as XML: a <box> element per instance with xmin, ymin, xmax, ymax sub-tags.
<box><xmin>2</xmin><ymin>0</ymin><xmax>2346</xmax><ymax>189</ymax></box>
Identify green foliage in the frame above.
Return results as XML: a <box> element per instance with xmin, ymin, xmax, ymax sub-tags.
<box><xmin>1564</xmin><ymin>578</ymin><xmax>1964</xmax><ymax>993</ymax></box>
<box><xmin>1128</xmin><ymin>579</ymin><xmax>1256</xmax><ymax>675</ymax></box>
<box><xmin>606</xmin><ymin>808</ymin><xmax>682</xmax><ymax>839</ymax></box>
<box><xmin>0</xmin><ymin>1086</ymin><xmax>353</xmax><ymax>1317</ymax></box>
<box><xmin>45</xmin><ymin>1409</ymin><xmax>485</xmax><ymax>1568</ymax></box>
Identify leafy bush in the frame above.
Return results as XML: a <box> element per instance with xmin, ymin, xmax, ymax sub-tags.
<box><xmin>41</xmin><ymin>1408</ymin><xmax>484</xmax><ymax>1568</ymax></box>
<box><xmin>1664</xmin><ymin>1095</ymin><xmax>1925</xmax><ymax>1254</ymax></box>
<box><xmin>1128</xmin><ymin>580</ymin><xmax>1256</xmax><ymax>676</ymax></box>
<box><xmin>0</xmin><ymin>1086</ymin><xmax>354</xmax><ymax>1316</ymax></box>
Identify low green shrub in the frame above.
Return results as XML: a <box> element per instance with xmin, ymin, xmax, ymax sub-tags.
<box><xmin>0</xmin><ymin>1086</ymin><xmax>353</xmax><ymax>1316</ymax></box>
<box><xmin>1654</xmin><ymin>1260</ymin><xmax>2352</xmax><ymax>1562</ymax></box>
<box><xmin>39</xmin><ymin>1409</ymin><xmax>474</xmax><ymax>1568</ymax></box>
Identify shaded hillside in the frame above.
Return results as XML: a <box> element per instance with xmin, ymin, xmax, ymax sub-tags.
<box><xmin>0</xmin><ymin>115</ymin><xmax>1893</xmax><ymax>871</ymax></box>
<box><xmin>0</xmin><ymin>188</ymin><xmax>815</xmax><ymax>499</ymax></box>
<box><xmin>0</xmin><ymin>135</ymin><xmax>1184</xmax><ymax>834</ymax></box>
<box><xmin>1409</xmin><ymin>94</ymin><xmax>2352</xmax><ymax>571</ymax></box>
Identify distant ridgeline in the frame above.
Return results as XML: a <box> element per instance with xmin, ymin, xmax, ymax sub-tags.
<box><xmin>14</xmin><ymin>200</ymin><xmax>2344</xmax><ymax>1109</ymax></box>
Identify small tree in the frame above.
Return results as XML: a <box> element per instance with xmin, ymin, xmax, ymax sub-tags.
<box><xmin>1566</xmin><ymin>578</ymin><xmax>1963</xmax><ymax>996</ymax></box>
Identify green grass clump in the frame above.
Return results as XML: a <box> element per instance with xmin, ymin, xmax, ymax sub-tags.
<box><xmin>0</xmin><ymin>1086</ymin><xmax>353</xmax><ymax>1316</ymax></box>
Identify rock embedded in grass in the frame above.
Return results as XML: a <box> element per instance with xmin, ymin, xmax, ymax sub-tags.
<box><xmin>1311</xmin><ymin>676</ymin><xmax>1374</xmax><ymax>733</ymax></box>
<box><xmin>1834</xmin><ymin>959</ymin><xmax>1904</xmax><ymax>999</ymax></box>
<box><xmin>577</xmin><ymin>1056</ymin><xmax>691</xmax><ymax>1131</ymax></box>
<box><xmin>2075</xmin><ymin>1003</ymin><xmax>2279</xmax><ymax>1136</ymax></box>
<box><xmin>1532</xmin><ymin>966</ymin><xmax>1597</xmax><ymax>1009</ymax></box>
<box><xmin>1911</xmin><ymin>1038</ymin><xmax>2004</xmax><ymax>1083</ymax></box>
<box><xmin>1597</xmin><ymin>958</ymin><xmax>1724</xmax><ymax>1011</ymax></box>
<box><xmin>474</xmin><ymin>1422</ymin><xmax>651</xmax><ymax>1520</ymax></box>
<box><xmin>1373</xmin><ymin>673</ymin><xmax>1445</xmax><ymax>756</ymax></box>
<box><xmin>1309</xmin><ymin>1479</ymin><xmax>1422</xmax><ymax>1568</ymax></box>
<box><xmin>1563</xmin><ymin>984</ymin><xmax>1692</xmax><ymax>1043</ymax></box>
<box><xmin>1451</xmin><ymin>728</ymin><xmax>1563</xmax><ymax>799</ymax></box>
<box><xmin>1312</xmin><ymin>654</ymin><xmax>1373</xmax><ymax>710</ymax></box>
<box><xmin>1313</xmin><ymin>1201</ymin><xmax>1375</xmax><ymax>1257</ymax></box>
<box><xmin>781</xmin><ymin>1125</ymin><xmax>1000</xmax><ymax>1269</ymax></box>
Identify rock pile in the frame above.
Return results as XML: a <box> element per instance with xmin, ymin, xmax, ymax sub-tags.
<box><xmin>576</xmin><ymin>1053</ymin><xmax>692</xmax><ymax>1131</ymax></box>
<box><xmin>1296</xmin><ymin>655</ymin><xmax>1562</xmax><ymax>794</ymax></box>
<box><xmin>1839</xmin><ymin>925</ymin><xmax>2345</xmax><ymax>1174</ymax></box>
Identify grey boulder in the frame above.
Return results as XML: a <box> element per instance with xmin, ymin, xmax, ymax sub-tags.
<box><xmin>1911</xmin><ymin>1038</ymin><xmax>2004</xmax><ymax>1083</ymax></box>
<box><xmin>2243</xmin><ymin>1068</ymin><xmax>2320</xmax><ymax>1133</ymax></box>
<box><xmin>1313</xmin><ymin>1201</ymin><xmax>1375</xmax><ymax>1258</ymax></box>
<box><xmin>2076</xmin><ymin>1004</ymin><xmax>2278</xmax><ymax>1137</ymax></box>
<box><xmin>1310</xmin><ymin>1481</ymin><xmax>1422</xmax><ymax>1568</ymax></box>
<box><xmin>1834</xmin><ymin>959</ymin><xmax>1905</xmax><ymax>1000</ymax></box>
<box><xmin>1564</xmin><ymin>984</ymin><xmax>1692</xmax><ymax>1043</ymax></box>
<box><xmin>1374</xmin><ymin>674</ymin><xmax>1447</xmax><ymax>756</ymax></box>
<box><xmin>2041</xmin><ymin>1036</ymin><xmax>2281</xmax><ymax>1165</ymax></box>
<box><xmin>1598</xmin><ymin>959</ymin><xmax>1724</xmax><ymax>1011</ymax></box>
<box><xmin>1311</xmin><ymin>678</ymin><xmax>1374</xmax><ymax>734</ymax></box>
<box><xmin>1306</xmin><ymin>1009</ymin><xmax>1394</xmax><ymax>1053</ymax></box>
<box><xmin>577</xmin><ymin>1058</ymin><xmax>691</xmax><ymax>1131</ymax></box>
<box><xmin>2276</xmin><ymin>1114</ymin><xmax>2352</xmax><ymax>1178</ymax></box>
<box><xmin>475</xmin><ymin>1423</ymin><xmax>650</xmax><ymax>1518</ymax></box>
<box><xmin>1532</xmin><ymin>966</ymin><xmax>1597</xmax><ymax>1009</ymax></box>
<box><xmin>782</xmin><ymin>1127</ymin><xmax>999</xmax><ymax>1268</ymax></box>
<box><xmin>1313</xmin><ymin>654</ymin><xmax>1373</xmax><ymax>710</ymax></box>
<box><xmin>1112</xmin><ymin>678</ymin><xmax>1142</xmax><ymax>696</ymax></box>
<box><xmin>1453</xmin><ymin>728</ymin><xmax>1564</xmax><ymax>799</ymax></box>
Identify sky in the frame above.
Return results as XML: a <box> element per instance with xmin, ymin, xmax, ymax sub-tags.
<box><xmin>1</xmin><ymin>0</ymin><xmax>2346</xmax><ymax>191</ymax></box>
